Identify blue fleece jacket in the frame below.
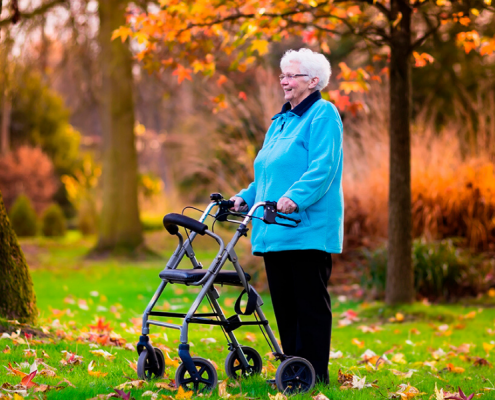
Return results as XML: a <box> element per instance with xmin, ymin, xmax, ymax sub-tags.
<box><xmin>237</xmin><ymin>91</ymin><xmax>344</xmax><ymax>255</ymax></box>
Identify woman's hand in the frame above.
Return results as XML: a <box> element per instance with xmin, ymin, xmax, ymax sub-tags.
<box><xmin>277</xmin><ymin>197</ymin><xmax>297</xmax><ymax>214</ymax></box>
<box><xmin>229</xmin><ymin>196</ymin><xmax>248</xmax><ymax>212</ymax></box>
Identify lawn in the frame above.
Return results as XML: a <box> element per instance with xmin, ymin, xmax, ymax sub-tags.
<box><xmin>1</xmin><ymin>230</ymin><xmax>495</xmax><ymax>400</ymax></box>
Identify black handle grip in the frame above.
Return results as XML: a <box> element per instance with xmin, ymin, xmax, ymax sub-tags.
<box><xmin>263</xmin><ymin>201</ymin><xmax>300</xmax><ymax>227</ymax></box>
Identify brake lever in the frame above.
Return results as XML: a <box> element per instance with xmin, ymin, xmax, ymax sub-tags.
<box><xmin>215</xmin><ymin>200</ymin><xmax>236</xmax><ymax>222</ymax></box>
<box><xmin>263</xmin><ymin>201</ymin><xmax>301</xmax><ymax>228</ymax></box>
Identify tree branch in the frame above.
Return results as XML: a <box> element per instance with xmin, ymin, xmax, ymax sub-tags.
<box><xmin>410</xmin><ymin>13</ymin><xmax>441</xmax><ymax>51</ymax></box>
<box><xmin>0</xmin><ymin>0</ymin><xmax>67</xmax><ymax>28</ymax></box>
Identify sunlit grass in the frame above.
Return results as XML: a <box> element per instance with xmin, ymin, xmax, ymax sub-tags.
<box><xmin>1</xmin><ymin>232</ymin><xmax>495</xmax><ymax>399</ymax></box>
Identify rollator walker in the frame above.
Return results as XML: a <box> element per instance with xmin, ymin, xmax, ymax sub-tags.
<box><xmin>135</xmin><ymin>193</ymin><xmax>316</xmax><ymax>393</ymax></box>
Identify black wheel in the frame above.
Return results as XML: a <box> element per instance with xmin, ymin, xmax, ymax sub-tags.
<box><xmin>175</xmin><ymin>357</ymin><xmax>218</xmax><ymax>393</ymax></box>
<box><xmin>137</xmin><ymin>348</ymin><xmax>165</xmax><ymax>380</ymax></box>
<box><xmin>225</xmin><ymin>346</ymin><xmax>263</xmax><ymax>379</ymax></box>
<box><xmin>275</xmin><ymin>357</ymin><xmax>315</xmax><ymax>394</ymax></box>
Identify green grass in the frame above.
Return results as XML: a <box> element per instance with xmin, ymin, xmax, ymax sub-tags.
<box><xmin>1</xmin><ymin>231</ymin><xmax>495</xmax><ymax>399</ymax></box>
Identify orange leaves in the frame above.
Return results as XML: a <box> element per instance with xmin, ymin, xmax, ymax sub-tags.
<box><xmin>172</xmin><ymin>65</ymin><xmax>192</xmax><ymax>84</ymax></box>
<box><xmin>456</xmin><ymin>31</ymin><xmax>480</xmax><ymax>54</ymax></box>
<box><xmin>111</xmin><ymin>26</ymin><xmax>133</xmax><ymax>43</ymax></box>
<box><xmin>480</xmin><ymin>38</ymin><xmax>495</xmax><ymax>56</ymax></box>
<box><xmin>412</xmin><ymin>52</ymin><xmax>435</xmax><ymax>68</ymax></box>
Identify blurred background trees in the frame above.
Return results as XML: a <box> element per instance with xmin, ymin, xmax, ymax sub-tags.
<box><xmin>0</xmin><ymin>1</ymin><xmax>493</xmax><ymax>302</ymax></box>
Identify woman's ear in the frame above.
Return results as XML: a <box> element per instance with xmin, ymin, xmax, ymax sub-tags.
<box><xmin>309</xmin><ymin>76</ymin><xmax>320</xmax><ymax>89</ymax></box>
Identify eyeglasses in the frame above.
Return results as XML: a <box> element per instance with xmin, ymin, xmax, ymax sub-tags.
<box><xmin>279</xmin><ymin>74</ymin><xmax>309</xmax><ymax>81</ymax></box>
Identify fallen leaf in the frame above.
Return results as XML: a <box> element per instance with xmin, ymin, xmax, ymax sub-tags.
<box><xmin>444</xmin><ymin>386</ymin><xmax>476</xmax><ymax>400</ymax></box>
<box><xmin>392</xmin><ymin>353</ymin><xmax>406</xmax><ymax>364</ymax></box>
<box><xmin>113</xmin><ymin>389</ymin><xmax>132</xmax><ymax>400</ymax></box>
<box><xmin>329</xmin><ymin>350</ymin><xmax>343</xmax><ymax>359</ymax></box>
<box><xmin>473</xmin><ymin>357</ymin><xmax>491</xmax><ymax>367</ymax></box>
<box><xmin>351</xmin><ymin>338</ymin><xmax>364</xmax><ymax>348</ymax></box>
<box><xmin>200</xmin><ymin>338</ymin><xmax>216</xmax><ymax>345</ymax></box>
<box><xmin>446</xmin><ymin>363</ymin><xmax>465</xmax><ymax>373</ymax></box>
<box><xmin>156</xmin><ymin>381</ymin><xmax>177</xmax><ymax>391</ymax></box>
<box><xmin>268</xmin><ymin>394</ymin><xmax>287</xmax><ymax>400</ymax></box>
<box><xmin>390</xmin><ymin>369</ymin><xmax>414</xmax><ymax>378</ymax></box>
<box><xmin>21</xmin><ymin>370</ymin><xmax>38</xmax><ymax>388</ymax></box>
<box><xmin>88</xmin><ymin>360</ymin><xmax>108</xmax><ymax>377</ymax></box>
<box><xmin>312</xmin><ymin>394</ymin><xmax>329</xmax><ymax>400</ymax></box>
<box><xmin>338</xmin><ymin>369</ymin><xmax>353</xmax><ymax>385</ymax></box>
<box><xmin>175</xmin><ymin>386</ymin><xmax>193</xmax><ymax>399</ymax></box>
<box><xmin>90</xmin><ymin>349</ymin><xmax>116</xmax><ymax>360</ymax></box>
<box><xmin>114</xmin><ymin>380</ymin><xmax>146</xmax><ymax>390</ymax></box>
<box><xmin>4</xmin><ymin>362</ymin><xmax>27</xmax><ymax>377</ymax></box>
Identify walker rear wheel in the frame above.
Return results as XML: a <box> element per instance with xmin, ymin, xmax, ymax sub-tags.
<box><xmin>137</xmin><ymin>348</ymin><xmax>165</xmax><ymax>380</ymax></box>
<box><xmin>225</xmin><ymin>346</ymin><xmax>263</xmax><ymax>379</ymax></box>
<box><xmin>275</xmin><ymin>357</ymin><xmax>315</xmax><ymax>394</ymax></box>
<box><xmin>175</xmin><ymin>357</ymin><xmax>218</xmax><ymax>393</ymax></box>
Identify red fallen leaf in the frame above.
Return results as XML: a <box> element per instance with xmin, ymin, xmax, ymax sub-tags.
<box><xmin>238</xmin><ymin>91</ymin><xmax>247</xmax><ymax>101</ymax></box>
<box><xmin>445</xmin><ymin>387</ymin><xmax>475</xmax><ymax>400</ymax></box>
<box><xmin>21</xmin><ymin>370</ymin><xmax>39</xmax><ymax>388</ymax></box>
<box><xmin>24</xmin><ymin>332</ymin><xmax>33</xmax><ymax>340</ymax></box>
<box><xmin>89</xmin><ymin>317</ymin><xmax>112</xmax><ymax>333</ymax></box>
<box><xmin>473</xmin><ymin>357</ymin><xmax>492</xmax><ymax>367</ymax></box>
<box><xmin>114</xmin><ymin>389</ymin><xmax>131</xmax><ymax>399</ymax></box>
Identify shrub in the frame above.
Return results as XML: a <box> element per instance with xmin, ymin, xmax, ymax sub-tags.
<box><xmin>361</xmin><ymin>239</ymin><xmax>492</xmax><ymax>301</ymax></box>
<box><xmin>0</xmin><ymin>146</ymin><xmax>58</xmax><ymax>213</ymax></box>
<box><xmin>41</xmin><ymin>203</ymin><xmax>66</xmax><ymax>237</ymax></box>
<box><xmin>9</xmin><ymin>194</ymin><xmax>38</xmax><ymax>237</ymax></box>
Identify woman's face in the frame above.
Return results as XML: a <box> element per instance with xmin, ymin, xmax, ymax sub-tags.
<box><xmin>280</xmin><ymin>61</ymin><xmax>316</xmax><ymax>108</ymax></box>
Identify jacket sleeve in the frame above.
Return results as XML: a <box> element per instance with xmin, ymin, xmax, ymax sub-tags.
<box><xmin>283</xmin><ymin>116</ymin><xmax>343</xmax><ymax>212</ymax></box>
<box><xmin>236</xmin><ymin>181</ymin><xmax>257</xmax><ymax>208</ymax></box>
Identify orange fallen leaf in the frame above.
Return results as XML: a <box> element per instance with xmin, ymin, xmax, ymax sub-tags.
<box><xmin>5</xmin><ymin>362</ymin><xmax>27</xmax><ymax>377</ymax></box>
<box><xmin>446</xmin><ymin>363</ymin><xmax>465</xmax><ymax>373</ymax></box>
<box><xmin>175</xmin><ymin>386</ymin><xmax>193</xmax><ymax>399</ymax></box>
<box><xmin>88</xmin><ymin>360</ymin><xmax>108</xmax><ymax>377</ymax></box>
<box><xmin>351</xmin><ymin>338</ymin><xmax>364</xmax><ymax>348</ymax></box>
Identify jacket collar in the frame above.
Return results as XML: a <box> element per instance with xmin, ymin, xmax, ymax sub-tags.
<box><xmin>273</xmin><ymin>90</ymin><xmax>322</xmax><ymax>119</ymax></box>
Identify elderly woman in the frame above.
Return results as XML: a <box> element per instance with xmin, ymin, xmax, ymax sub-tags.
<box><xmin>231</xmin><ymin>48</ymin><xmax>343</xmax><ymax>384</ymax></box>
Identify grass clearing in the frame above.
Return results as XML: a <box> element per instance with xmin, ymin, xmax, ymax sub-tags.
<box><xmin>1</xmin><ymin>231</ymin><xmax>495</xmax><ymax>399</ymax></box>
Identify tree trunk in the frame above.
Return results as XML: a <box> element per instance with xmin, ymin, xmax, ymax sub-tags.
<box><xmin>95</xmin><ymin>0</ymin><xmax>143</xmax><ymax>254</ymax></box>
<box><xmin>0</xmin><ymin>190</ymin><xmax>37</xmax><ymax>324</ymax></box>
<box><xmin>1</xmin><ymin>88</ymin><xmax>11</xmax><ymax>156</ymax></box>
<box><xmin>385</xmin><ymin>0</ymin><xmax>414</xmax><ymax>305</ymax></box>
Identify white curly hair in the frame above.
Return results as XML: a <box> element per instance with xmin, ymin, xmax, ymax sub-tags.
<box><xmin>280</xmin><ymin>48</ymin><xmax>331</xmax><ymax>91</ymax></box>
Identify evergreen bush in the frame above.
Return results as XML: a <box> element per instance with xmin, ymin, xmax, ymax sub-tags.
<box><xmin>9</xmin><ymin>194</ymin><xmax>38</xmax><ymax>237</ymax></box>
<box><xmin>41</xmin><ymin>203</ymin><xmax>66</xmax><ymax>237</ymax></box>
<box><xmin>361</xmin><ymin>239</ymin><xmax>490</xmax><ymax>301</ymax></box>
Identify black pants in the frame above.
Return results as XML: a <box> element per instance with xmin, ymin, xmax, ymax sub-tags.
<box><xmin>263</xmin><ymin>250</ymin><xmax>332</xmax><ymax>384</ymax></box>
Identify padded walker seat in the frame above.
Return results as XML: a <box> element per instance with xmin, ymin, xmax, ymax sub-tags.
<box><xmin>159</xmin><ymin>269</ymin><xmax>251</xmax><ymax>286</ymax></box>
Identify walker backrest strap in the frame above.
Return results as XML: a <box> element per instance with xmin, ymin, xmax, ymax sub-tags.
<box><xmin>234</xmin><ymin>286</ymin><xmax>259</xmax><ymax>315</ymax></box>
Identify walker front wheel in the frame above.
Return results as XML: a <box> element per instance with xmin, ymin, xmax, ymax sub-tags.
<box><xmin>275</xmin><ymin>357</ymin><xmax>315</xmax><ymax>394</ymax></box>
<box><xmin>137</xmin><ymin>348</ymin><xmax>165</xmax><ymax>380</ymax></box>
<box><xmin>175</xmin><ymin>357</ymin><xmax>218</xmax><ymax>393</ymax></box>
<box><xmin>225</xmin><ymin>346</ymin><xmax>263</xmax><ymax>379</ymax></box>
